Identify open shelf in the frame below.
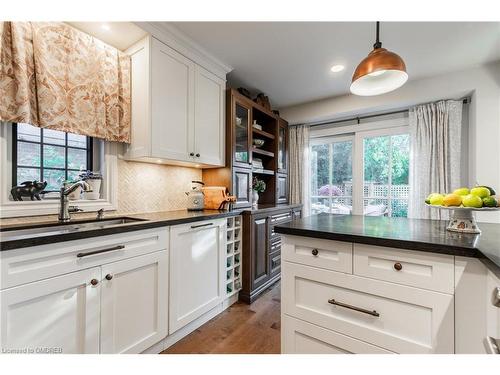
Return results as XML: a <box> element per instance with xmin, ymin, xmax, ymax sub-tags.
<box><xmin>252</xmin><ymin>148</ymin><xmax>274</xmax><ymax>158</ymax></box>
<box><xmin>225</xmin><ymin>215</ymin><xmax>243</xmax><ymax>298</ymax></box>
<box><xmin>252</xmin><ymin>127</ymin><xmax>275</xmax><ymax>140</ymax></box>
<box><xmin>252</xmin><ymin>169</ymin><xmax>275</xmax><ymax>176</ymax></box>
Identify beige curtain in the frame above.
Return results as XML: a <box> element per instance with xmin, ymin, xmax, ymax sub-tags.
<box><xmin>0</xmin><ymin>22</ymin><xmax>131</xmax><ymax>143</ymax></box>
<box><xmin>289</xmin><ymin>124</ymin><xmax>310</xmax><ymax>216</ymax></box>
<box><xmin>408</xmin><ymin>100</ymin><xmax>463</xmax><ymax>219</ymax></box>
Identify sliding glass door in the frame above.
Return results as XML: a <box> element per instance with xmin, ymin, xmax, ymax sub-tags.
<box><xmin>310</xmin><ymin>136</ymin><xmax>354</xmax><ymax>215</ymax></box>
<box><xmin>310</xmin><ymin>126</ymin><xmax>410</xmax><ymax>217</ymax></box>
<box><xmin>359</xmin><ymin>131</ymin><xmax>410</xmax><ymax>217</ymax></box>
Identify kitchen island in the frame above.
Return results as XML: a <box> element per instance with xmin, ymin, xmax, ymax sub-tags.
<box><xmin>274</xmin><ymin>214</ymin><xmax>500</xmax><ymax>354</ymax></box>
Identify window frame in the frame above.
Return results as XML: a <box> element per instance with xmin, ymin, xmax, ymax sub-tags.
<box><xmin>0</xmin><ymin>122</ymin><xmax>118</xmax><ymax>218</ymax></box>
<box><xmin>310</xmin><ymin>135</ymin><xmax>354</xmax><ymax>215</ymax></box>
<box><xmin>12</xmin><ymin>123</ymin><xmax>94</xmax><ymax>190</ymax></box>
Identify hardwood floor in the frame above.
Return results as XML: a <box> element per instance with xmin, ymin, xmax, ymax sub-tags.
<box><xmin>161</xmin><ymin>281</ymin><xmax>281</xmax><ymax>354</ymax></box>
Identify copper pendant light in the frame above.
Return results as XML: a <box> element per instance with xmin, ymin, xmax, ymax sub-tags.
<box><xmin>350</xmin><ymin>22</ymin><xmax>408</xmax><ymax>96</ymax></box>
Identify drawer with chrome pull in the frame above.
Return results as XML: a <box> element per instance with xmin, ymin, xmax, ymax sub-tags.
<box><xmin>0</xmin><ymin>227</ymin><xmax>168</xmax><ymax>289</ymax></box>
<box><xmin>281</xmin><ymin>235</ymin><xmax>352</xmax><ymax>274</ymax></box>
<box><xmin>270</xmin><ymin>211</ymin><xmax>292</xmax><ymax>225</ymax></box>
<box><xmin>353</xmin><ymin>243</ymin><xmax>454</xmax><ymax>294</ymax></box>
<box><xmin>282</xmin><ymin>262</ymin><xmax>454</xmax><ymax>353</ymax></box>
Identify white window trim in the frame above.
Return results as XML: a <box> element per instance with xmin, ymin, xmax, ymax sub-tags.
<box><xmin>0</xmin><ymin>123</ymin><xmax>118</xmax><ymax>218</ymax></box>
<box><xmin>352</xmin><ymin>126</ymin><xmax>410</xmax><ymax>216</ymax></box>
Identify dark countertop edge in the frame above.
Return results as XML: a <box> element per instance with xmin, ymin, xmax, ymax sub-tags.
<box><xmin>274</xmin><ymin>226</ymin><xmax>481</xmax><ymax>257</ymax></box>
<box><xmin>241</xmin><ymin>203</ymin><xmax>303</xmax><ymax>215</ymax></box>
<box><xmin>0</xmin><ymin>210</ymin><xmax>241</xmax><ymax>251</ymax></box>
<box><xmin>274</xmin><ymin>225</ymin><xmax>500</xmax><ymax>276</ymax></box>
<box><xmin>479</xmin><ymin>256</ymin><xmax>500</xmax><ymax>279</ymax></box>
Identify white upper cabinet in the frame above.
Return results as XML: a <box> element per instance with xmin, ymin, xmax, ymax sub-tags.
<box><xmin>124</xmin><ymin>35</ymin><xmax>226</xmax><ymax>167</ymax></box>
<box><xmin>151</xmin><ymin>39</ymin><xmax>194</xmax><ymax>162</ymax></box>
<box><xmin>194</xmin><ymin>65</ymin><xmax>225</xmax><ymax>166</ymax></box>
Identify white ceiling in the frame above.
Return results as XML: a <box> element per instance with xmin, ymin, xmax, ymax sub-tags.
<box><xmin>67</xmin><ymin>22</ymin><xmax>147</xmax><ymax>50</ymax></box>
<box><xmin>171</xmin><ymin>22</ymin><xmax>500</xmax><ymax>108</ymax></box>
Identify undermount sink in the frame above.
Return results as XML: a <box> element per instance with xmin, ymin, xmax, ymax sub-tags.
<box><xmin>0</xmin><ymin>217</ymin><xmax>147</xmax><ymax>241</ymax></box>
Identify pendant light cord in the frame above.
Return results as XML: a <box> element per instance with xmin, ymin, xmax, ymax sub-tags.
<box><xmin>373</xmin><ymin>21</ymin><xmax>382</xmax><ymax>49</ymax></box>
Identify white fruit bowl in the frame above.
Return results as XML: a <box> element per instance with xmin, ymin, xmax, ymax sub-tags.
<box><xmin>426</xmin><ymin>204</ymin><xmax>500</xmax><ymax>234</ymax></box>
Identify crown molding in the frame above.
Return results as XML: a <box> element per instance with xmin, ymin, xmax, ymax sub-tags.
<box><xmin>134</xmin><ymin>22</ymin><xmax>233</xmax><ymax>80</ymax></box>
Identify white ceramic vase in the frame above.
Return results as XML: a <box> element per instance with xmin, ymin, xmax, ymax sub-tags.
<box><xmin>84</xmin><ymin>179</ymin><xmax>101</xmax><ymax>200</ymax></box>
<box><xmin>252</xmin><ymin>190</ymin><xmax>259</xmax><ymax>207</ymax></box>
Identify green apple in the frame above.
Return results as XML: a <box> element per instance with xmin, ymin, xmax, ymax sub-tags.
<box><xmin>453</xmin><ymin>187</ymin><xmax>469</xmax><ymax>196</ymax></box>
<box><xmin>429</xmin><ymin>193</ymin><xmax>444</xmax><ymax>206</ymax></box>
<box><xmin>462</xmin><ymin>194</ymin><xmax>483</xmax><ymax>208</ymax></box>
<box><xmin>482</xmin><ymin>196</ymin><xmax>498</xmax><ymax>207</ymax></box>
<box><xmin>470</xmin><ymin>186</ymin><xmax>490</xmax><ymax>199</ymax></box>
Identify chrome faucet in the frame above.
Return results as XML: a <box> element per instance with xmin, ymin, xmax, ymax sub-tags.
<box><xmin>59</xmin><ymin>181</ymin><xmax>92</xmax><ymax>222</ymax></box>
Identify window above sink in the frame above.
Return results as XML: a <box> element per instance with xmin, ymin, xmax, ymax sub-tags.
<box><xmin>0</xmin><ymin>122</ymin><xmax>119</xmax><ymax>218</ymax></box>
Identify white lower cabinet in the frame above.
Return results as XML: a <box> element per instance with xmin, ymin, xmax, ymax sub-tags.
<box><xmin>282</xmin><ymin>316</ymin><xmax>393</xmax><ymax>354</ymax></box>
<box><xmin>0</xmin><ymin>267</ymin><xmax>101</xmax><ymax>354</ymax></box>
<box><xmin>100</xmin><ymin>251</ymin><xmax>168</xmax><ymax>354</ymax></box>
<box><xmin>282</xmin><ymin>262</ymin><xmax>454</xmax><ymax>353</ymax></box>
<box><xmin>169</xmin><ymin>220</ymin><xmax>225</xmax><ymax>333</ymax></box>
<box><xmin>0</xmin><ymin>228</ymin><xmax>169</xmax><ymax>354</ymax></box>
<box><xmin>485</xmin><ymin>269</ymin><xmax>500</xmax><ymax>354</ymax></box>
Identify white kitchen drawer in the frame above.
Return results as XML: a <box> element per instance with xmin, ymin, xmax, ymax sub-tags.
<box><xmin>282</xmin><ymin>261</ymin><xmax>454</xmax><ymax>353</ymax></box>
<box><xmin>282</xmin><ymin>315</ymin><xmax>393</xmax><ymax>354</ymax></box>
<box><xmin>281</xmin><ymin>235</ymin><xmax>352</xmax><ymax>274</ymax></box>
<box><xmin>1</xmin><ymin>227</ymin><xmax>169</xmax><ymax>289</ymax></box>
<box><xmin>353</xmin><ymin>244</ymin><xmax>454</xmax><ymax>294</ymax></box>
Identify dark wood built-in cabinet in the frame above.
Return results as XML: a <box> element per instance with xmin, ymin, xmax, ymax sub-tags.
<box><xmin>240</xmin><ymin>205</ymin><xmax>302</xmax><ymax>303</ymax></box>
<box><xmin>203</xmin><ymin>89</ymin><xmax>290</xmax><ymax>207</ymax></box>
<box><xmin>203</xmin><ymin>89</ymin><xmax>301</xmax><ymax>303</ymax></box>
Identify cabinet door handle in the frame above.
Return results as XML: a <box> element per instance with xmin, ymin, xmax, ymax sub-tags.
<box><xmin>77</xmin><ymin>245</ymin><xmax>125</xmax><ymax>258</ymax></box>
<box><xmin>328</xmin><ymin>298</ymin><xmax>380</xmax><ymax>317</ymax></box>
<box><xmin>494</xmin><ymin>287</ymin><xmax>500</xmax><ymax>307</ymax></box>
<box><xmin>484</xmin><ymin>337</ymin><xmax>500</xmax><ymax>354</ymax></box>
<box><xmin>189</xmin><ymin>152</ymin><xmax>195</xmax><ymax>157</ymax></box>
<box><xmin>312</xmin><ymin>248</ymin><xmax>319</xmax><ymax>256</ymax></box>
<box><xmin>190</xmin><ymin>222</ymin><xmax>213</xmax><ymax>229</ymax></box>
<box><xmin>105</xmin><ymin>274</ymin><xmax>113</xmax><ymax>281</ymax></box>
<box><xmin>196</xmin><ymin>153</ymin><xmax>200</xmax><ymax>158</ymax></box>
<box><xmin>90</xmin><ymin>278</ymin><xmax>99</xmax><ymax>286</ymax></box>
<box><xmin>394</xmin><ymin>262</ymin><xmax>403</xmax><ymax>271</ymax></box>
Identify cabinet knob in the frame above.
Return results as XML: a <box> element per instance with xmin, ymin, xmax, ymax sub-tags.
<box><xmin>189</xmin><ymin>152</ymin><xmax>195</xmax><ymax>157</ymax></box>
<box><xmin>312</xmin><ymin>248</ymin><xmax>319</xmax><ymax>256</ymax></box>
<box><xmin>394</xmin><ymin>262</ymin><xmax>403</xmax><ymax>271</ymax></box>
<box><xmin>105</xmin><ymin>274</ymin><xmax>113</xmax><ymax>281</ymax></box>
<box><xmin>90</xmin><ymin>278</ymin><xmax>99</xmax><ymax>286</ymax></box>
<box><xmin>196</xmin><ymin>153</ymin><xmax>200</xmax><ymax>158</ymax></box>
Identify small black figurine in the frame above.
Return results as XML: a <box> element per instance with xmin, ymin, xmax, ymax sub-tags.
<box><xmin>11</xmin><ymin>180</ymin><xmax>47</xmax><ymax>201</ymax></box>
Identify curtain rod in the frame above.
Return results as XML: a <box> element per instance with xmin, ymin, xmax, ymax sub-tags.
<box><xmin>307</xmin><ymin>97</ymin><xmax>470</xmax><ymax>128</ymax></box>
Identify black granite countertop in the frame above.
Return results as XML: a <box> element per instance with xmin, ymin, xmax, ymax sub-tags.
<box><xmin>274</xmin><ymin>214</ymin><xmax>500</xmax><ymax>277</ymax></box>
<box><xmin>0</xmin><ymin>203</ymin><xmax>301</xmax><ymax>251</ymax></box>
<box><xmin>0</xmin><ymin>209</ymin><xmax>242</xmax><ymax>251</ymax></box>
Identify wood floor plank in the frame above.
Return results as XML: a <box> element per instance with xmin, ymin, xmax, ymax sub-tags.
<box><xmin>162</xmin><ymin>281</ymin><xmax>281</xmax><ymax>354</ymax></box>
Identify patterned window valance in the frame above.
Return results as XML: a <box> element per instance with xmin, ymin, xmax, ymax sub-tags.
<box><xmin>0</xmin><ymin>22</ymin><xmax>131</xmax><ymax>143</ymax></box>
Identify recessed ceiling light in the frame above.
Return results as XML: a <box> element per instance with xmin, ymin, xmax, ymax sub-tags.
<box><xmin>101</xmin><ymin>24</ymin><xmax>111</xmax><ymax>31</ymax></box>
<box><xmin>330</xmin><ymin>65</ymin><xmax>345</xmax><ymax>73</ymax></box>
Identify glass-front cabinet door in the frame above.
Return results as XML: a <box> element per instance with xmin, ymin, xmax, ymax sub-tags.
<box><xmin>233</xmin><ymin>100</ymin><xmax>251</xmax><ymax>166</ymax></box>
<box><xmin>278</xmin><ymin>120</ymin><xmax>288</xmax><ymax>173</ymax></box>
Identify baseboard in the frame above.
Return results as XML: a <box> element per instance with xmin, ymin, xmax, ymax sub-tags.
<box><xmin>142</xmin><ymin>293</ymin><xmax>240</xmax><ymax>354</ymax></box>
<box><xmin>240</xmin><ymin>275</ymin><xmax>281</xmax><ymax>304</ymax></box>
